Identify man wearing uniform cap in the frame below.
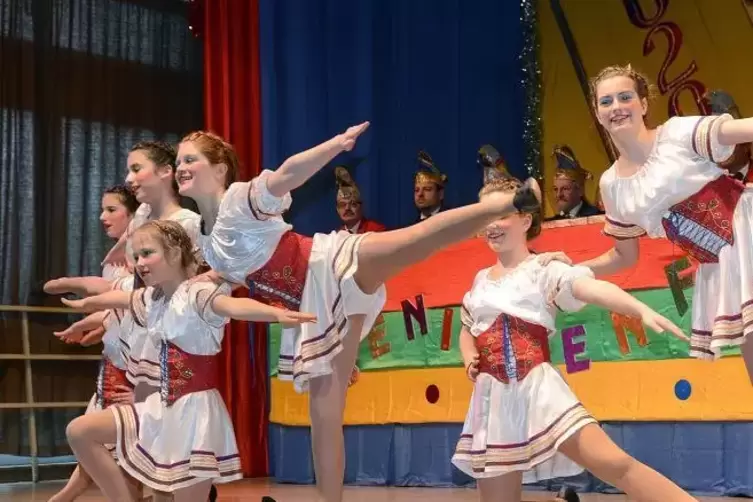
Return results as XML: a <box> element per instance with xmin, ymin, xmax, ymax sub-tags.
<box><xmin>334</xmin><ymin>166</ymin><xmax>386</xmax><ymax>234</ymax></box>
<box><xmin>478</xmin><ymin>144</ymin><xmax>513</xmax><ymax>184</ymax></box>
<box><xmin>414</xmin><ymin>150</ymin><xmax>448</xmax><ymax>222</ymax></box>
<box><xmin>546</xmin><ymin>145</ymin><xmax>603</xmax><ymax>221</ymax></box>
<box><xmin>704</xmin><ymin>89</ymin><xmax>752</xmax><ymax>183</ymax></box>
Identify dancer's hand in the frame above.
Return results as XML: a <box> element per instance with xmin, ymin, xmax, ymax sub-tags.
<box><xmin>53</xmin><ymin>312</ymin><xmax>105</xmax><ymax>344</ymax></box>
<box><xmin>465</xmin><ymin>354</ymin><xmax>480</xmax><ymax>382</ymax></box>
<box><xmin>339</xmin><ymin>122</ymin><xmax>370</xmax><ymax>152</ymax></box>
<box><xmin>61</xmin><ymin>297</ymin><xmax>92</xmax><ymax>312</ymax></box>
<box><xmin>523</xmin><ymin>177</ymin><xmax>542</xmax><ymax>203</ymax></box>
<box><xmin>640</xmin><ymin>309</ymin><xmax>689</xmax><ymax>343</ymax></box>
<box><xmin>44</xmin><ymin>278</ymin><xmax>74</xmax><ymax>295</ymax></box>
<box><xmin>277</xmin><ymin>310</ymin><xmax>317</xmax><ymax>327</ymax></box>
<box><xmin>537</xmin><ymin>252</ymin><xmax>573</xmax><ymax>266</ymax></box>
<box><xmin>348</xmin><ymin>366</ymin><xmax>360</xmax><ymax>387</ymax></box>
<box><xmin>110</xmin><ymin>385</ymin><xmax>135</xmax><ymax>404</ymax></box>
<box><xmin>80</xmin><ymin>326</ymin><xmax>106</xmax><ymax>346</ymax></box>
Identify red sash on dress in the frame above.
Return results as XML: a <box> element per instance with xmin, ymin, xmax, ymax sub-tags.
<box><xmin>97</xmin><ymin>359</ymin><xmax>132</xmax><ymax>409</ymax></box>
<box><xmin>475</xmin><ymin>314</ymin><xmax>550</xmax><ymax>383</ymax></box>
<box><xmin>245</xmin><ymin>231</ymin><xmax>313</xmax><ymax>311</ymax></box>
<box><xmin>160</xmin><ymin>342</ymin><xmax>220</xmax><ymax>406</ymax></box>
<box><xmin>661</xmin><ymin>175</ymin><xmax>743</xmax><ymax>264</ymax></box>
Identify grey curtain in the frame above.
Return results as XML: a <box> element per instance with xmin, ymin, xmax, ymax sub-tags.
<box><xmin>0</xmin><ymin>0</ymin><xmax>203</xmax><ymax>463</ymax></box>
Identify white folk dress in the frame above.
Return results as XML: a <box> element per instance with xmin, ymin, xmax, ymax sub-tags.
<box><xmin>118</xmin><ymin>204</ymin><xmax>202</xmax><ymax>387</ymax></box>
<box><xmin>451</xmin><ymin>257</ymin><xmax>597</xmax><ymax>483</ymax></box>
<box><xmin>599</xmin><ymin>114</ymin><xmax>753</xmax><ymax>359</ymax></box>
<box><xmin>199</xmin><ymin>170</ymin><xmax>386</xmax><ymax>393</ymax></box>
<box><xmin>111</xmin><ymin>281</ymin><xmax>242</xmax><ymax>492</ymax></box>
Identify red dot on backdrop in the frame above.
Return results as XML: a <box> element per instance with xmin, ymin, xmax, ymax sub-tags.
<box><xmin>425</xmin><ymin>385</ymin><xmax>440</xmax><ymax>404</ymax></box>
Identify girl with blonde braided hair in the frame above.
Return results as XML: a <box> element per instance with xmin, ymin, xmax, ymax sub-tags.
<box><xmin>562</xmin><ymin>64</ymin><xmax>753</xmax><ymax>382</ymax></box>
<box><xmin>173</xmin><ymin>122</ymin><xmax>558</xmax><ymax>502</ymax></box>
<box><xmin>58</xmin><ymin>220</ymin><xmax>316</xmax><ymax>502</ymax></box>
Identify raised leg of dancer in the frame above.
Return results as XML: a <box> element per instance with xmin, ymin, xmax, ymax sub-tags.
<box><xmin>558</xmin><ymin>424</ymin><xmax>696</xmax><ymax>501</ymax></box>
<box><xmin>307</xmin><ymin>184</ymin><xmax>542</xmax><ymax>502</ymax></box>
<box><xmin>65</xmin><ymin>410</ymin><xmax>142</xmax><ymax>501</ymax></box>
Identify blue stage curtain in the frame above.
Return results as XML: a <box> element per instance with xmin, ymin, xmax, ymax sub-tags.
<box><xmin>269</xmin><ymin>422</ymin><xmax>753</xmax><ymax>496</ymax></box>
<box><xmin>258</xmin><ymin>0</ymin><xmax>527</xmax><ymax>235</ymax></box>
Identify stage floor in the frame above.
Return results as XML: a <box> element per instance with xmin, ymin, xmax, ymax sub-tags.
<box><xmin>0</xmin><ymin>479</ymin><xmax>743</xmax><ymax>501</ymax></box>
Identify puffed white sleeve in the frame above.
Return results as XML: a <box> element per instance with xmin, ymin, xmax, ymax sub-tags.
<box><xmin>128</xmin><ymin>287</ymin><xmax>154</xmax><ymax>328</ymax></box>
<box><xmin>538</xmin><ymin>261</ymin><xmax>595</xmax><ymax>313</ymax></box>
<box><xmin>460</xmin><ymin>269</ymin><xmax>485</xmax><ymax>330</ymax></box>
<box><xmin>664</xmin><ymin>114</ymin><xmax>735</xmax><ymax>164</ymax></box>
<box><xmin>247</xmin><ymin>170</ymin><xmax>292</xmax><ymax>219</ymax></box>
<box><xmin>189</xmin><ymin>282</ymin><xmax>232</xmax><ymax>331</ymax></box>
<box><xmin>201</xmin><ymin>177</ymin><xmax>293</xmax><ymax>283</ymax></box>
<box><xmin>599</xmin><ymin>173</ymin><xmax>646</xmax><ymax>240</ymax></box>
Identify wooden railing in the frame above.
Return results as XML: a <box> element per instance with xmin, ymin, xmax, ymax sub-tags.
<box><xmin>0</xmin><ymin>305</ymin><xmax>99</xmax><ymax>483</ymax></box>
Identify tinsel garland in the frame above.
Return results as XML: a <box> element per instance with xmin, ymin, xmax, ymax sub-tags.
<box><xmin>519</xmin><ymin>0</ymin><xmax>542</xmax><ymax>181</ymax></box>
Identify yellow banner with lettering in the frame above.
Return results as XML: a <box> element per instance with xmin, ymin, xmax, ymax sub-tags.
<box><xmin>539</xmin><ymin>0</ymin><xmax>753</xmax><ymax>217</ymax></box>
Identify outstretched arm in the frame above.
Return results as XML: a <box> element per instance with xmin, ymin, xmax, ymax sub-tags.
<box><xmin>719</xmin><ymin>117</ymin><xmax>753</xmax><ymax>146</ymax></box>
<box><xmin>61</xmin><ymin>290</ymin><xmax>132</xmax><ymax>313</ymax></box>
<box><xmin>53</xmin><ymin>311</ymin><xmax>107</xmax><ymax>344</ymax></box>
<box><xmin>44</xmin><ymin>276</ymin><xmax>115</xmax><ymax>297</ymax></box>
<box><xmin>211</xmin><ymin>295</ymin><xmax>316</xmax><ymax>325</ymax></box>
<box><xmin>577</xmin><ymin>238</ymin><xmax>639</xmax><ymax>277</ymax></box>
<box><xmin>571</xmin><ymin>277</ymin><xmax>688</xmax><ymax>342</ymax></box>
<box><xmin>266</xmin><ymin>122</ymin><xmax>370</xmax><ymax>197</ymax></box>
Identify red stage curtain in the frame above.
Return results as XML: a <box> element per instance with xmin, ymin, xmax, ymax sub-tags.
<box><xmin>201</xmin><ymin>0</ymin><xmax>268</xmax><ymax>477</ymax></box>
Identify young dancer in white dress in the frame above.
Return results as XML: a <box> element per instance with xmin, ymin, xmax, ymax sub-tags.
<box><xmin>48</xmin><ymin>185</ymin><xmax>139</xmax><ymax>502</ymax></box>
<box><xmin>45</xmin><ymin>141</ymin><xmax>202</xmax><ymax>393</ymax></box>
<box><xmin>60</xmin><ymin>220</ymin><xmax>316</xmax><ymax>502</ymax></box>
<box><xmin>452</xmin><ymin>178</ymin><xmax>694</xmax><ymax>502</ymax></box>
<box><xmin>173</xmin><ymin>125</ymin><xmax>556</xmax><ymax>502</ymax></box>
<box><xmin>582</xmin><ymin>65</ymin><xmax>753</xmax><ymax>380</ymax></box>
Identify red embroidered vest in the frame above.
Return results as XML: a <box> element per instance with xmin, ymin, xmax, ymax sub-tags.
<box><xmin>475</xmin><ymin>314</ymin><xmax>550</xmax><ymax>383</ymax></box>
<box><xmin>246</xmin><ymin>231</ymin><xmax>313</xmax><ymax>311</ymax></box>
<box><xmin>96</xmin><ymin>359</ymin><xmax>132</xmax><ymax>409</ymax></box>
<box><xmin>160</xmin><ymin>342</ymin><xmax>220</xmax><ymax>406</ymax></box>
<box><xmin>661</xmin><ymin>175</ymin><xmax>743</xmax><ymax>264</ymax></box>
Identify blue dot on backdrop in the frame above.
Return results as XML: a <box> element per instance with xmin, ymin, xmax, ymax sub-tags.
<box><xmin>674</xmin><ymin>379</ymin><xmax>692</xmax><ymax>400</ymax></box>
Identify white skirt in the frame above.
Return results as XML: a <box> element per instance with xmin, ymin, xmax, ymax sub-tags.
<box><xmin>691</xmin><ymin>188</ymin><xmax>753</xmax><ymax>359</ymax></box>
<box><xmin>111</xmin><ymin>389</ymin><xmax>242</xmax><ymax>492</ymax></box>
<box><xmin>452</xmin><ymin>364</ymin><xmax>596</xmax><ymax>483</ymax></box>
<box><xmin>278</xmin><ymin>231</ymin><xmax>386</xmax><ymax>393</ymax></box>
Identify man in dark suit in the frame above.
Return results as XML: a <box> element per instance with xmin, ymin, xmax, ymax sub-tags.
<box><xmin>546</xmin><ymin>145</ymin><xmax>603</xmax><ymax>221</ymax></box>
<box><xmin>414</xmin><ymin>150</ymin><xmax>448</xmax><ymax>222</ymax></box>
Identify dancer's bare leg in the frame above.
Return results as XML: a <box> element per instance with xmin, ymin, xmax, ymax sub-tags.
<box><xmin>173</xmin><ymin>480</ymin><xmax>212</xmax><ymax>502</ymax></box>
<box><xmin>741</xmin><ymin>337</ymin><xmax>753</xmax><ymax>385</ymax></box>
<box><xmin>47</xmin><ymin>466</ymin><xmax>92</xmax><ymax>502</ymax></box>
<box><xmin>354</xmin><ymin>181</ymin><xmax>536</xmax><ymax>294</ymax></box>
<box><xmin>308</xmin><ymin>314</ymin><xmax>366</xmax><ymax>502</ymax></box>
<box><xmin>558</xmin><ymin>423</ymin><xmax>696</xmax><ymax>501</ymax></box>
<box><xmin>477</xmin><ymin>472</ymin><xmax>524</xmax><ymax>502</ymax></box>
<box><xmin>66</xmin><ymin>409</ymin><xmax>140</xmax><ymax>502</ymax></box>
